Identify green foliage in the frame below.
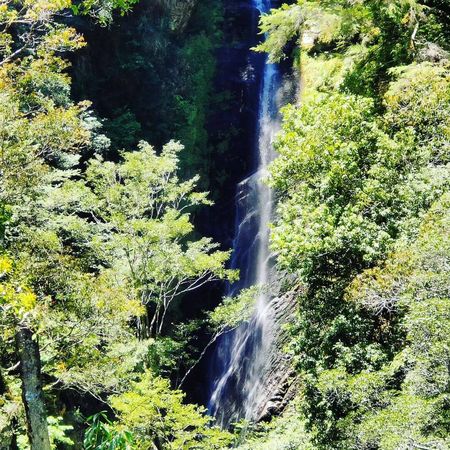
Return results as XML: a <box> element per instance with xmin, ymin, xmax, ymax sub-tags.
<box><xmin>84</xmin><ymin>412</ymin><xmax>134</xmax><ymax>450</ymax></box>
<box><xmin>17</xmin><ymin>416</ymin><xmax>74</xmax><ymax>449</ymax></box>
<box><xmin>0</xmin><ymin>45</ymin><xmax>234</xmax><ymax>442</ymax></box>
<box><xmin>0</xmin><ymin>2</ymin><xmax>237</xmax><ymax>446</ymax></box>
<box><xmin>1</xmin><ymin>132</ymin><xmax>236</xmax><ymax>394</ymax></box>
<box><xmin>260</xmin><ymin>1</ymin><xmax>450</xmax><ymax>445</ymax></box>
<box><xmin>317</xmin><ymin>194</ymin><xmax>450</xmax><ymax>449</ymax></box>
<box><xmin>208</xmin><ymin>287</ymin><xmax>259</xmax><ymax>332</ymax></box>
<box><xmin>78</xmin><ymin>140</ymin><xmax>237</xmax><ymax>336</ymax></box>
<box><xmin>254</xmin><ymin>0</ymin><xmax>374</xmax><ymax>63</ymax></box>
<box><xmin>270</xmin><ymin>93</ymin><xmax>391</xmax><ymax>275</ymax></box>
<box><xmin>256</xmin><ymin>0</ymin><xmax>450</xmax><ymax>97</ymax></box>
<box><xmin>110</xmin><ymin>370</ymin><xmax>233</xmax><ymax>449</ymax></box>
<box><xmin>271</xmin><ymin>66</ymin><xmax>450</xmax><ymax>280</ymax></box>
<box><xmin>0</xmin><ymin>0</ymin><xmax>86</xmax><ymax>67</ymax></box>
<box><xmin>254</xmin><ymin>4</ymin><xmax>304</xmax><ymax>63</ymax></box>
<box><xmin>73</xmin><ymin>0</ymin><xmax>139</xmax><ymax>24</ymax></box>
<box><xmin>234</xmin><ymin>403</ymin><xmax>313</xmax><ymax>450</ymax></box>
<box><xmin>384</xmin><ymin>63</ymin><xmax>450</xmax><ymax>165</ymax></box>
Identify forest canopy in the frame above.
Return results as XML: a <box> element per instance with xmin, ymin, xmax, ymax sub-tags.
<box><xmin>1</xmin><ymin>0</ymin><xmax>450</xmax><ymax>449</ymax></box>
<box><xmin>0</xmin><ymin>1</ymin><xmax>234</xmax><ymax>448</ymax></box>
<box><xmin>248</xmin><ymin>0</ymin><xmax>450</xmax><ymax>448</ymax></box>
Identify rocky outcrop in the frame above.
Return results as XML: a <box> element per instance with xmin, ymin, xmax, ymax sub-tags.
<box><xmin>417</xmin><ymin>42</ymin><xmax>450</xmax><ymax>63</ymax></box>
<box><xmin>156</xmin><ymin>0</ymin><xmax>200</xmax><ymax>32</ymax></box>
<box><xmin>253</xmin><ymin>288</ymin><xmax>300</xmax><ymax>421</ymax></box>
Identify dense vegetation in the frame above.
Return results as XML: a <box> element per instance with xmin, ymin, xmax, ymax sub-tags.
<box><xmin>70</xmin><ymin>0</ymin><xmax>224</xmax><ymax>184</ymax></box>
<box><xmin>245</xmin><ymin>0</ymin><xmax>450</xmax><ymax>448</ymax></box>
<box><xmin>0</xmin><ymin>1</ymin><xmax>235</xmax><ymax>448</ymax></box>
<box><xmin>0</xmin><ymin>0</ymin><xmax>449</xmax><ymax>449</ymax></box>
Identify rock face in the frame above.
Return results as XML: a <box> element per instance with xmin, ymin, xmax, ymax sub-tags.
<box><xmin>417</xmin><ymin>42</ymin><xmax>450</xmax><ymax>63</ymax></box>
<box><xmin>253</xmin><ymin>289</ymin><xmax>299</xmax><ymax>421</ymax></box>
<box><xmin>161</xmin><ymin>0</ymin><xmax>200</xmax><ymax>32</ymax></box>
<box><xmin>71</xmin><ymin>0</ymin><xmax>212</xmax><ymax>155</ymax></box>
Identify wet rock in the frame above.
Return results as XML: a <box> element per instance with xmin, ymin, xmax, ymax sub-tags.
<box><xmin>253</xmin><ymin>288</ymin><xmax>300</xmax><ymax>421</ymax></box>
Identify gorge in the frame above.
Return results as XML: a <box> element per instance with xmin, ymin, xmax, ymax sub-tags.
<box><xmin>0</xmin><ymin>0</ymin><xmax>449</xmax><ymax>449</ymax></box>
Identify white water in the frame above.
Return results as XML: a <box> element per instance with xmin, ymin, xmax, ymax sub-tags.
<box><xmin>208</xmin><ymin>0</ymin><xmax>285</xmax><ymax>427</ymax></box>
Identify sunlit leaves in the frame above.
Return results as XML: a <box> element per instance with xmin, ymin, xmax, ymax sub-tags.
<box><xmin>74</xmin><ymin>0</ymin><xmax>138</xmax><ymax>24</ymax></box>
<box><xmin>208</xmin><ymin>287</ymin><xmax>259</xmax><ymax>331</ymax></box>
<box><xmin>0</xmin><ymin>0</ymin><xmax>137</xmax><ymax>69</ymax></box>
<box><xmin>254</xmin><ymin>4</ymin><xmax>304</xmax><ymax>63</ymax></box>
<box><xmin>38</xmin><ymin>26</ymin><xmax>85</xmax><ymax>55</ymax></box>
<box><xmin>110</xmin><ymin>370</ymin><xmax>233</xmax><ymax>450</ymax></box>
<box><xmin>78</xmin><ymin>140</ymin><xmax>237</xmax><ymax>335</ymax></box>
<box><xmin>0</xmin><ymin>257</ymin><xmax>37</xmax><ymax>319</ymax></box>
<box><xmin>266</xmin><ymin>18</ymin><xmax>450</xmax><ymax>449</ymax></box>
<box><xmin>0</xmin><ymin>256</ymin><xmax>11</xmax><ymax>275</ymax></box>
<box><xmin>254</xmin><ymin>0</ymin><xmax>375</xmax><ymax>62</ymax></box>
<box><xmin>23</xmin><ymin>0</ymin><xmax>72</xmax><ymax>20</ymax></box>
<box><xmin>384</xmin><ymin>63</ymin><xmax>450</xmax><ymax>165</ymax></box>
<box><xmin>269</xmin><ymin>93</ymin><xmax>392</xmax><ymax>276</ymax></box>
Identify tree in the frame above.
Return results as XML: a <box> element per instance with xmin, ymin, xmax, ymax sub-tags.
<box><xmin>0</xmin><ymin>1</ymin><xmax>235</xmax><ymax>447</ymax></box>
<box><xmin>67</xmin><ymin>140</ymin><xmax>237</xmax><ymax>338</ymax></box>
<box><xmin>255</xmin><ymin>0</ymin><xmax>450</xmax><ymax>98</ymax></box>
<box><xmin>109</xmin><ymin>370</ymin><xmax>233</xmax><ymax>450</ymax></box>
<box><xmin>266</xmin><ymin>60</ymin><xmax>450</xmax><ymax>448</ymax></box>
<box><xmin>0</xmin><ymin>0</ymin><xmax>137</xmax><ymax>67</ymax></box>
<box><xmin>0</xmin><ymin>27</ymin><xmax>103</xmax><ymax>444</ymax></box>
<box><xmin>0</xmin><ymin>257</ymin><xmax>51</xmax><ymax>450</ymax></box>
<box><xmin>1</xmin><ymin>136</ymin><xmax>236</xmax><ymax>446</ymax></box>
<box><xmin>335</xmin><ymin>193</ymin><xmax>450</xmax><ymax>449</ymax></box>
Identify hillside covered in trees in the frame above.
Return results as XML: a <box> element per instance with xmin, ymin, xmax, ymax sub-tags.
<box><xmin>0</xmin><ymin>0</ymin><xmax>449</xmax><ymax>449</ymax></box>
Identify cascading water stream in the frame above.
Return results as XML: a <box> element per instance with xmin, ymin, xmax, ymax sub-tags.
<box><xmin>207</xmin><ymin>0</ymin><xmax>286</xmax><ymax>427</ymax></box>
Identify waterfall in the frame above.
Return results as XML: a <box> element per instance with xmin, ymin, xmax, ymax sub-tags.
<box><xmin>207</xmin><ymin>0</ymin><xmax>285</xmax><ymax>427</ymax></box>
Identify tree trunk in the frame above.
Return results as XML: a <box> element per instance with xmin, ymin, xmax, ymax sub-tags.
<box><xmin>15</xmin><ymin>326</ymin><xmax>51</xmax><ymax>450</ymax></box>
